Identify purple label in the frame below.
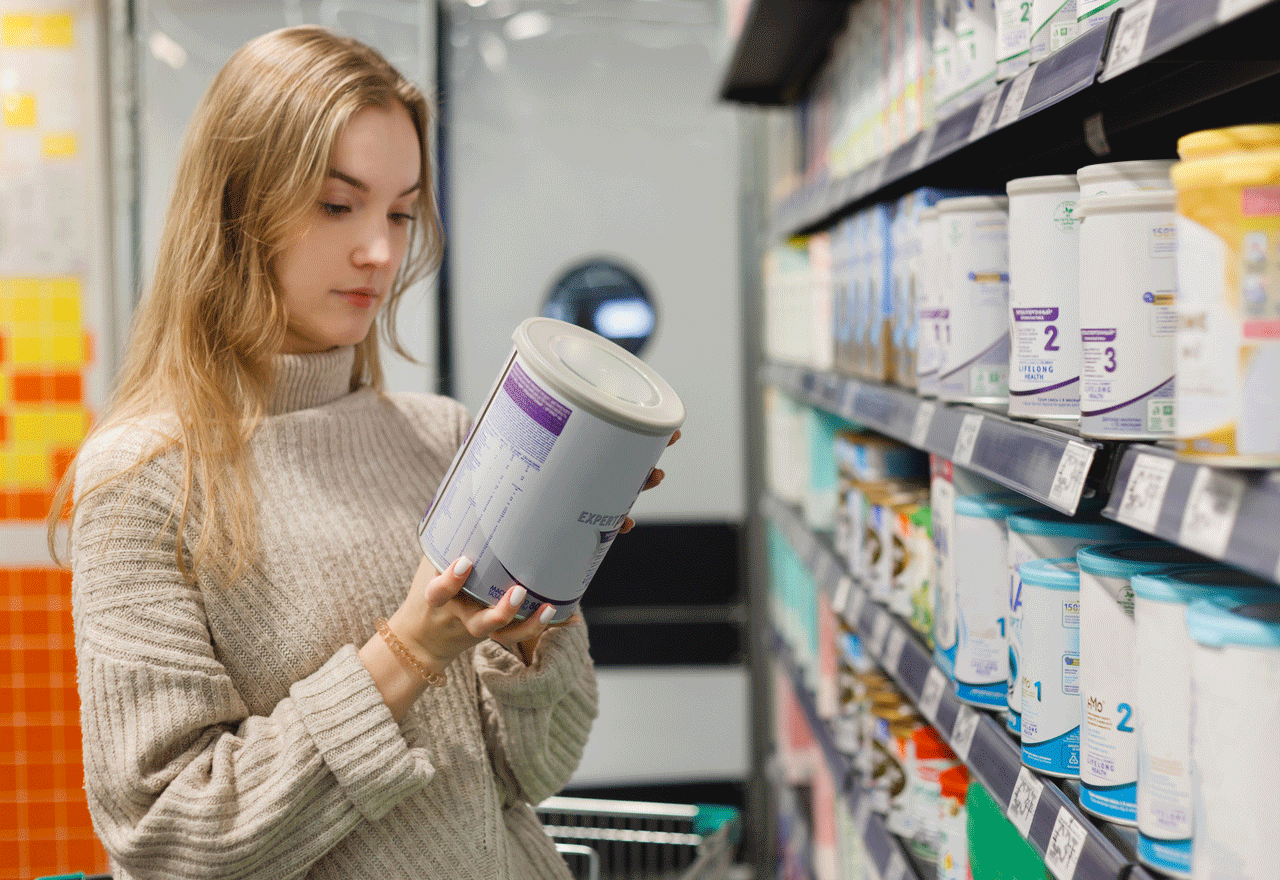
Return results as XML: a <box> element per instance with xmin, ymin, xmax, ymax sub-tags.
<box><xmin>503</xmin><ymin>361</ymin><xmax>571</xmax><ymax>436</ymax></box>
<box><xmin>1013</xmin><ymin>307</ymin><xmax>1060</xmax><ymax>322</ymax></box>
<box><xmin>1081</xmin><ymin>328</ymin><xmax>1117</xmax><ymax>342</ymax></box>
<box><xmin>922</xmin><ymin>308</ymin><xmax>951</xmax><ymax>319</ymax></box>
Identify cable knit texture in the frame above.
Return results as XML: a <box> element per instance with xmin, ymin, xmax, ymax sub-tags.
<box><xmin>70</xmin><ymin>347</ymin><xmax>598</xmax><ymax>880</ymax></box>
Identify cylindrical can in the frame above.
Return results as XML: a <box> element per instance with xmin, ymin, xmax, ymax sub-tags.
<box><xmin>937</xmin><ymin>765</ymin><xmax>971</xmax><ymax>880</ymax></box>
<box><xmin>1077</xmin><ymin>0</ymin><xmax>1128</xmax><ymax>31</ymax></box>
<box><xmin>419</xmin><ymin>317</ymin><xmax>684</xmax><ymax>622</ymax></box>
<box><xmin>917</xmin><ymin>205</ymin><xmax>945</xmax><ymax>397</ymax></box>
<box><xmin>1005</xmin><ymin>511</ymin><xmax>1138</xmax><ymax>738</ymax></box>
<box><xmin>1171</xmin><ymin>125</ymin><xmax>1280</xmax><ymax>465</ymax></box>
<box><xmin>934</xmin><ymin>0</ymin><xmax>959</xmax><ymax>110</ymax></box>
<box><xmin>953</xmin><ymin>492</ymin><xmax>1036</xmax><ymax>708</ymax></box>
<box><xmin>995</xmin><ymin>0</ymin><xmax>1031</xmax><ymax>81</ymax></box>
<box><xmin>1187</xmin><ymin>596</ymin><xmax>1280</xmax><ymax>880</ymax></box>
<box><xmin>936</xmin><ymin>196</ymin><xmax>1011</xmax><ymax>404</ymax></box>
<box><xmin>1076</xmin><ymin>542</ymin><xmax>1215</xmax><ymax>825</ymax></box>
<box><xmin>1007</xmin><ymin>175</ymin><xmax>1083</xmax><ymax>419</ymax></box>
<box><xmin>1076</xmin><ymin>159</ymin><xmax>1175</xmax><ymax>198</ymax></box>
<box><xmin>955</xmin><ymin>0</ymin><xmax>999</xmax><ymax>99</ymax></box>
<box><xmin>1018</xmin><ymin>557</ymin><xmax>1082</xmax><ymax>777</ymax></box>
<box><xmin>1132</xmin><ymin>567</ymin><xmax>1280</xmax><ymax>878</ymax></box>
<box><xmin>1078</xmin><ymin>190</ymin><xmax>1179</xmax><ymax>439</ymax></box>
<box><xmin>908</xmin><ymin>725</ymin><xmax>961</xmax><ymax>860</ymax></box>
<box><xmin>1030</xmin><ymin>0</ymin><xmax>1076</xmax><ymax>61</ymax></box>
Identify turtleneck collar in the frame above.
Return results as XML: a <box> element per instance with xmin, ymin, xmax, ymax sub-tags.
<box><xmin>266</xmin><ymin>347</ymin><xmax>358</xmax><ymax>415</ymax></box>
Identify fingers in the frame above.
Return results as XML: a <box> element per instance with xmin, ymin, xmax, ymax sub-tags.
<box><xmin>619</xmin><ymin>516</ymin><xmax>635</xmax><ymax>534</ymax></box>
<box><xmin>667</xmin><ymin>429</ymin><xmax>681</xmax><ymax>447</ymax></box>
<box><xmin>422</xmin><ymin>555</ymin><xmax>473</xmax><ymax>607</ymax></box>
<box><xmin>642</xmin><ymin>467</ymin><xmax>665</xmax><ymax>491</ymax></box>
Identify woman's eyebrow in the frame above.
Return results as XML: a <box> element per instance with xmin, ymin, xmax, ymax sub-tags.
<box><xmin>328</xmin><ymin>169</ymin><xmax>421</xmax><ymax>197</ymax></box>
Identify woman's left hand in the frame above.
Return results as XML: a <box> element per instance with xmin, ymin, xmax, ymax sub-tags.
<box><xmin>619</xmin><ymin>429</ymin><xmax>680</xmax><ymax>535</ymax></box>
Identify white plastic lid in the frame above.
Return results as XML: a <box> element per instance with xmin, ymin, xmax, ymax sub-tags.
<box><xmin>513</xmin><ymin>317</ymin><xmax>685</xmax><ymax>435</ymax></box>
<box><xmin>1077</xmin><ymin>190</ymin><xmax>1175</xmax><ymax>216</ymax></box>
<box><xmin>1076</xmin><ymin>159</ymin><xmax>1175</xmax><ymax>187</ymax></box>
<box><xmin>1006</xmin><ymin>174</ymin><xmax>1079</xmax><ymax>196</ymax></box>
<box><xmin>935</xmin><ymin>195</ymin><xmax>1009</xmax><ymax>213</ymax></box>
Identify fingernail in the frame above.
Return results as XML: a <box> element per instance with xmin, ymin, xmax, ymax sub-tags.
<box><xmin>539</xmin><ymin>605</ymin><xmax>556</xmax><ymax>625</ymax></box>
<box><xmin>453</xmin><ymin>556</ymin><xmax>473</xmax><ymax>577</ymax></box>
<box><xmin>508</xmin><ymin>585</ymin><xmax>526</xmax><ymax>608</ymax></box>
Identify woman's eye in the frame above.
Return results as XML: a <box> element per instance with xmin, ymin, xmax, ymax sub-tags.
<box><xmin>320</xmin><ymin>202</ymin><xmax>349</xmax><ymax>217</ymax></box>
<box><xmin>390</xmin><ymin>212</ymin><xmax>417</xmax><ymax>226</ymax></box>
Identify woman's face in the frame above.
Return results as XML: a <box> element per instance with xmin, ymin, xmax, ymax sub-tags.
<box><xmin>275</xmin><ymin>102</ymin><xmax>422</xmax><ymax>354</ymax></box>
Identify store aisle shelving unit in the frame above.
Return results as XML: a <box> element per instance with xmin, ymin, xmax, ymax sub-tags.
<box><xmin>721</xmin><ymin>0</ymin><xmax>1280</xmax><ymax>877</ymax></box>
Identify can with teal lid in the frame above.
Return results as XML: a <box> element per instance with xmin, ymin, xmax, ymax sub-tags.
<box><xmin>1076</xmin><ymin>542</ymin><xmax>1214</xmax><ymax>826</ymax></box>
<box><xmin>1187</xmin><ymin>595</ymin><xmax>1280</xmax><ymax>880</ymax></box>
<box><xmin>1018</xmin><ymin>557</ymin><xmax>1082</xmax><ymax>777</ymax></box>
<box><xmin>1133</xmin><ymin>566</ymin><xmax>1280</xmax><ymax>878</ymax></box>
<box><xmin>1005</xmin><ymin>510</ymin><xmax>1138</xmax><ymax>738</ymax></box>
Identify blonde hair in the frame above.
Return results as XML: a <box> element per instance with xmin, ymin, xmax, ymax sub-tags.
<box><xmin>49</xmin><ymin>25</ymin><xmax>442</xmax><ymax>580</ymax></box>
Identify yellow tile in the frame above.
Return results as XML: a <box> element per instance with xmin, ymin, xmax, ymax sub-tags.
<box><xmin>38</xmin><ymin>13</ymin><xmax>74</xmax><ymax>48</ymax></box>
<box><xmin>10</xmin><ymin>336</ymin><xmax>43</xmax><ymax>364</ymax></box>
<box><xmin>42</xmin><ymin>133</ymin><xmax>77</xmax><ymax>158</ymax></box>
<box><xmin>48</xmin><ymin>295</ymin><xmax>80</xmax><ymax>324</ymax></box>
<box><xmin>50</xmin><ymin>335</ymin><xmax>84</xmax><ymax>364</ymax></box>
<box><xmin>5</xmin><ymin>449</ymin><xmax>51</xmax><ymax>486</ymax></box>
<box><xmin>3</xmin><ymin>93</ymin><xmax>36</xmax><ymax>128</ymax></box>
<box><xmin>41</xmin><ymin>410</ymin><xmax>88</xmax><ymax>445</ymax></box>
<box><xmin>11</xmin><ymin>296</ymin><xmax>39</xmax><ymax>323</ymax></box>
<box><xmin>11</xmin><ymin>278</ymin><xmax>40</xmax><ymax>299</ymax></box>
<box><xmin>1</xmin><ymin>14</ymin><xmax>36</xmax><ymax>47</ymax></box>
<box><xmin>48</xmin><ymin>278</ymin><xmax>80</xmax><ymax>299</ymax></box>
<box><xmin>10</xmin><ymin>411</ymin><xmax>41</xmax><ymax>443</ymax></box>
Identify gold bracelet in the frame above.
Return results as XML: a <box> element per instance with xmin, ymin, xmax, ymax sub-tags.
<box><xmin>375</xmin><ymin>617</ymin><xmax>447</xmax><ymax>687</ymax></box>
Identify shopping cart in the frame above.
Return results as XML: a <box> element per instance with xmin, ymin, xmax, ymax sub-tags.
<box><xmin>536</xmin><ymin>795</ymin><xmax>742</xmax><ymax>880</ymax></box>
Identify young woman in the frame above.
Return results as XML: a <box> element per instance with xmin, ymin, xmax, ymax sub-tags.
<box><xmin>50</xmin><ymin>25</ymin><xmax>666</xmax><ymax>879</ymax></box>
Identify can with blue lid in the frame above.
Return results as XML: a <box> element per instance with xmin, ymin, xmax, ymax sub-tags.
<box><xmin>1018</xmin><ymin>557</ymin><xmax>1083</xmax><ymax>777</ymax></box>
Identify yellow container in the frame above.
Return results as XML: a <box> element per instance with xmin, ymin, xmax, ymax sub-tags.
<box><xmin>1170</xmin><ymin>125</ymin><xmax>1280</xmax><ymax>464</ymax></box>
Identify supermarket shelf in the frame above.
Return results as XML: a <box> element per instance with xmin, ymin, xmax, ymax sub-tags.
<box><xmin>771</xmin><ymin>628</ymin><xmax>925</xmax><ymax>880</ymax></box>
<box><xmin>717</xmin><ymin>0</ymin><xmax>852</xmax><ymax>105</ymax></box>
<box><xmin>1102</xmin><ymin>444</ymin><xmax>1280</xmax><ymax>585</ymax></box>
<box><xmin>763</xmin><ymin>494</ymin><xmax>1159</xmax><ymax>880</ymax></box>
<box><xmin>762</xmin><ymin>362</ymin><xmax>1116</xmax><ymax>516</ymax></box>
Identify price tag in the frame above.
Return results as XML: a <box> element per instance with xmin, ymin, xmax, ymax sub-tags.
<box><xmin>1044</xmin><ymin>806</ymin><xmax>1089</xmax><ymax>880</ymax></box>
<box><xmin>883</xmin><ymin>626</ymin><xmax>907</xmax><ymax>674</ymax></box>
<box><xmin>953</xmin><ymin>413</ymin><xmax>984</xmax><ymax>465</ymax></box>
<box><xmin>849</xmin><ymin>587</ymin><xmax>868</xmax><ymax>626</ymax></box>
<box><xmin>1115</xmin><ymin>452</ymin><xmax>1176</xmax><ymax>532</ymax></box>
<box><xmin>871</xmin><ymin>610</ymin><xmax>891</xmax><ymax>659</ymax></box>
<box><xmin>883</xmin><ymin>850</ymin><xmax>907</xmax><ymax>880</ymax></box>
<box><xmin>1178</xmin><ymin>466</ymin><xmax>1245</xmax><ymax>558</ymax></box>
<box><xmin>919</xmin><ymin>667</ymin><xmax>947</xmax><ymax>723</ymax></box>
<box><xmin>968</xmin><ymin>83</ymin><xmax>1006</xmax><ymax>143</ymax></box>
<box><xmin>1105</xmin><ymin>0</ymin><xmax>1156</xmax><ymax>79</ymax></box>
<box><xmin>842</xmin><ymin>381</ymin><xmax>861</xmax><ymax>418</ymax></box>
<box><xmin>996</xmin><ymin>68</ymin><xmax>1034</xmax><ymax>128</ymax></box>
<box><xmin>911</xmin><ymin>126</ymin><xmax>938</xmax><ymax>169</ymax></box>
<box><xmin>950</xmin><ymin>705</ymin><xmax>981</xmax><ymax>762</ymax></box>
<box><xmin>833</xmin><ymin>576</ymin><xmax>854</xmax><ymax>619</ymax></box>
<box><xmin>1007</xmin><ymin>767</ymin><xmax>1044</xmax><ymax>839</ymax></box>
<box><xmin>1049</xmin><ymin>442</ymin><xmax>1096</xmax><ymax>510</ymax></box>
<box><xmin>911</xmin><ymin>401</ymin><xmax>936</xmax><ymax>449</ymax></box>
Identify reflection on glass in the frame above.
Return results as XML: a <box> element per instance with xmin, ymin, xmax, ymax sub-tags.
<box><xmin>543</xmin><ymin>260</ymin><xmax>656</xmax><ymax>355</ymax></box>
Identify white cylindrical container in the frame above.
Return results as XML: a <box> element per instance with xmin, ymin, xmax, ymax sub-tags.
<box><xmin>1132</xmin><ymin>567</ymin><xmax>1279</xmax><ymax>878</ymax></box>
<box><xmin>1186</xmin><ymin>596</ymin><xmax>1280</xmax><ymax>880</ymax></box>
<box><xmin>917</xmin><ymin>206</ymin><xmax>945</xmax><ymax>397</ymax></box>
<box><xmin>936</xmin><ymin>196</ymin><xmax>1011</xmax><ymax>404</ymax></box>
<box><xmin>1077</xmin><ymin>0</ymin><xmax>1128</xmax><ymax>31</ymax></box>
<box><xmin>1018</xmin><ymin>557</ymin><xmax>1082</xmax><ymax>778</ymax></box>
<box><xmin>953</xmin><ymin>492</ymin><xmax>1035</xmax><ymax>708</ymax></box>
<box><xmin>1078</xmin><ymin>190</ymin><xmax>1179</xmax><ymax>439</ymax></box>
<box><xmin>1076</xmin><ymin>543</ymin><xmax>1215</xmax><ymax>826</ymax></box>
<box><xmin>1077</xmin><ymin>159</ymin><xmax>1175</xmax><ymax>197</ymax></box>
<box><xmin>934</xmin><ymin>0</ymin><xmax>959</xmax><ymax>111</ymax></box>
<box><xmin>1007</xmin><ymin>175</ymin><xmax>1084</xmax><ymax>419</ymax></box>
<box><xmin>419</xmin><ymin>317</ymin><xmax>684</xmax><ymax>622</ymax></box>
<box><xmin>996</xmin><ymin>0</ymin><xmax>1032</xmax><ymax>80</ymax></box>
<box><xmin>956</xmin><ymin>0</ymin><xmax>999</xmax><ymax>98</ymax></box>
<box><xmin>1030</xmin><ymin>0</ymin><xmax>1076</xmax><ymax>61</ymax></box>
<box><xmin>1005</xmin><ymin>511</ymin><xmax>1138</xmax><ymax>738</ymax></box>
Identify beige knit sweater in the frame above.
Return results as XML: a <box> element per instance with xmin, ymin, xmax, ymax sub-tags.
<box><xmin>70</xmin><ymin>347</ymin><xmax>598</xmax><ymax>880</ymax></box>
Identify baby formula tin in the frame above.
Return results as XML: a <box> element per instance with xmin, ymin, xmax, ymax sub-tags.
<box><xmin>953</xmin><ymin>492</ymin><xmax>1036</xmax><ymax>708</ymax></box>
<box><xmin>1171</xmin><ymin>125</ymin><xmax>1280</xmax><ymax>465</ymax></box>
<box><xmin>1132</xmin><ymin>566</ymin><xmax>1279</xmax><ymax>878</ymax></box>
<box><xmin>1078</xmin><ymin>191</ymin><xmax>1179</xmax><ymax>439</ymax></box>
<box><xmin>1030</xmin><ymin>0</ymin><xmax>1076</xmax><ymax>61</ymax></box>
<box><xmin>937</xmin><ymin>765</ymin><xmax>971</xmax><ymax>880</ymax></box>
<box><xmin>955</xmin><ymin>0</ymin><xmax>999</xmax><ymax>100</ymax></box>
<box><xmin>1076</xmin><ymin>159</ymin><xmax>1175</xmax><ymax>198</ymax></box>
<box><xmin>1076</xmin><ymin>542</ymin><xmax>1215</xmax><ymax>826</ymax></box>
<box><xmin>936</xmin><ymin>196</ymin><xmax>1011</xmax><ymax>404</ymax></box>
<box><xmin>996</xmin><ymin>0</ymin><xmax>1031</xmax><ymax>81</ymax></box>
<box><xmin>917</xmin><ymin>206</ymin><xmax>945</xmax><ymax>397</ymax></box>
<box><xmin>419</xmin><ymin>317</ymin><xmax>684</xmax><ymax>622</ymax></box>
<box><xmin>1186</xmin><ymin>596</ymin><xmax>1280</xmax><ymax>880</ymax></box>
<box><xmin>908</xmin><ymin>725</ymin><xmax>961</xmax><ymax>860</ymax></box>
<box><xmin>1007</xmin><ymin>175</ymin><xmax>1083</xmax><ymax>419</ymax></box>
<box><xmin>1018</xmin><ymin>558</ymin><xmax>1082</xmax><ymax>777</ymax></box>
<box><xmin>1005</xmin><ymin>512</ymin><xmax>1137</xmax><ymax>738</ymax></box>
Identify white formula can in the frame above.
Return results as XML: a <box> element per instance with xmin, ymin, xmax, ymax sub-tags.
<box><xmin>1077</xmin><ymin>0</ymin><xmax>1129</xmax><ymax>31</ymax></box>
<box><xmin>1076</xmin><ymin>159</ymin><xmax>1175</xmax><ymax>198</ymax></box>
<box><xmin>419</xmin><ymin>317</ymin><xmax>684</xmax><ymax>622</ymax></box>
<box><xmin>1005</xmin><ymin>512</ymin><xmax>1137</xmax><ymax>738</ymax></box>
<box><xmin>996</xmin><ymin>0</ymin><xmax>1031</xmax><ymax>80</ymax></box>
<box><xmin>1186</xmin><ymin>596</ymin><xmax>1280</xmax><ymax>880</ymax></box>
<box><xmin>1078</xmin><ymin>191</ymin><xmax>1179</xmax><ymax>439</ymax></box>
<box><xmin>955</xmin><ymin>0</ymin><xmax>999</xmax><ymax>100</ymax></box>
<box><xmin>952</xmin><ymin>492</ymin><xmax>1035</xmax><ymax>708</ymax></box>
<box><xmin>1030</xmin><ymin>0</ymin><xmax>1076</xmax><ymax>61</ymax></box>
<box><xmin>1076</xmin><ymin>542</ymin><xmax>1214</xmax><ymax>826</ymax></box>
<box><xmin>1132</xmin><ymin>567</ymin><xmax>1279</xmax><ymax>878</ymax></box>
<box><xmin>1018</xmin><ymin>558</ymin><xmax>1082</xmax><ymax>777</ymax></box>
<box><xmin>936</xmin><ymin>196</ymin><xmax>1011</xmax><ymax>404</ymax></box>
<box><xmin>1007</xmin><ymin>175</ymin><xmax>1083</xmax><ymax>419</ymax></box>
<box><xmin>917</xmin><ymin>206</ymin><xmax>945</xmax><ymax>397</ymax></box>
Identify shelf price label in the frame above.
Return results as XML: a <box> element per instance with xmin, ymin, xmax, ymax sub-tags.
<box><xmin>919</xmin><ymin>667</ymin><xmax>948</xmax><ymax>723</ymax></box>
<box><xmin>1049</xmin><ymin>441</ymin><xmax>1096</xmax><ymax>511</ymax></box>
<box><xmin>870</xmin><ymin>610</ymin><xmax>892</xmax><ymax>659</ymax></box>
<box><xmin>883</xmin><ymin>625</ymin><xmax>907</xmax><ymax>674</ymax></box>
<box><xmin>950</xmin><ymin>705</ymin><xmax>981</xmax><ymax>762</ymax></box>
<box><xmin>849</xmin><ymin>586</ymin><xmax>868</xmax><ymax>626</ymax></box>
<box><xmin>911</xmin><ymin>126</ymin><xmax>938</xmax><ymax>169</ymax></box>
<box><xmin>911</xmin><ymin>401</ymin><xmax>936</xmax><ymax>449</ymax></box>
<box><xmin>969</xmin><ymin>83</ymin><xmax>1006</xmax><ymax>143</ymax></box>
<box><xmin>1104</xmin><ymin>0</ymin><xmax>1156</xmax><ymax>80</ymax></box>
<box><xmin>953</xmin><ymin>413</ymin><xmax>984</xmax><ymax>465</ymax></box>
<box><xmin>1178</xmin><ymin>466</ymin><xmax>1245</xmax><ymax>559</ymax></box>
<box><xmin>1115</xmin><ymin>452</ymin><xmax>1176</xmax><ymax>532</ymax></box>
<box><xmin>1007</xmin><ymin>767</ymin><xmax>1044</xmax><ymax>839</ymax></box>
<box><xmin>996</xmin><ymin>68</ymin><xmax>1035</xmax><ymax>128</ymax></box>
<box><xmin>833</xmin><ymin>576</ymin><xmax>854</xmax><ymax>620</ymax></box>
<box><xmin>1044</xmin><ymin>806</ymin><xmax>1089</xmax><ymax>880</ymax></box>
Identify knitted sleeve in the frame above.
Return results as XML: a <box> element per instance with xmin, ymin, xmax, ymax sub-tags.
<box><xmin>473</xmin><ymin>623</ymin><xmax>597</xmax><ymax>805</ymax></box>
<box><xmin>70</xmin><ymin>432</ymin><xmax>435</xmax><ymax>880</ymax></box>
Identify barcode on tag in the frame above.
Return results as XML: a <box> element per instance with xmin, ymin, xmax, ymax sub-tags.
<box><xmin>1044</xmin><ymin>806</ymin><xmax>1089</xmax><ymax>880</ymax></box>
<box><xmin>919</xmin><ymin>667</ymin><xmax>947</xmax><ymax>722</ymax></box>
<box><xmin>1178</xmin><ymin>466</ymin><xmax>1245</xmax><ymax>558</ymax></box>
<box><xmin>1007</xmin><ymin>767</ymin><xmax>1043</xmax><ymax>839</ymax></box>
<box><xmin>911</xmin><ymin>401</ymin><xmax>936</xmax><ymax>448</ymax></box>
<box><xmin>969</xmin><ymin>83</ymin><xmax>1006</xmax><ymax>143</ymax></box>
<box><xmin>996</xmin><ymin>68</ymin><xmax>1034</xmax><ymax>128</ymax></box>
<box><xmin>1104</xmin><ymin>0</ymin><xmax>1156</xmax><ymax>79</ymax></box>
<box><xmin>884</xmin><ymin>626</ymin><xmax>907</xmax><ymax>673</ymax></box>
<box><xmin>833</xmin><ymin>576</ymin><xmax>854</xmax><ymax>619</ymax></box>
<box><xmin>953</xmin><ymin>413</ymin><xmax>984</xmax><ymax>465</ymax></box>
<box><xmin>871</xmin><ymin>610</ymin><xmax>891</xmax><ymax>659</ymax></box>
<box><xmin>883</xmin><ymin>849</ymin><xmax>907</xmax><ymax>880</ymax></box>
<box><xmin>950</xmin><ymin>705</ymin><xmax>981</xmax><ymax>762</ymax></box>
<box><xmin>1049</xmin><ymin>442</ymin><xmax>1095</xmax><ymax>510</ymax></box>
<box><xmin>1116</xmin><ymin>452</ymin><xmax>1176</xmax><ymax>532</ymax></box>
